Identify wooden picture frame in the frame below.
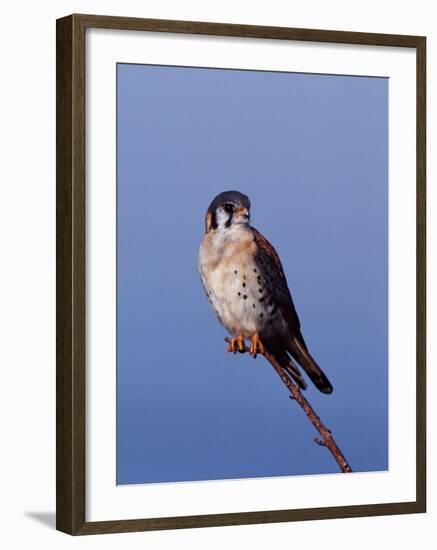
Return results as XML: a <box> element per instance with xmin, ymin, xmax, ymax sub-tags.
<box><xmin>56</xmin><ymin>13</ymin><xmax>426</xmax><ymax>535</ymax></box>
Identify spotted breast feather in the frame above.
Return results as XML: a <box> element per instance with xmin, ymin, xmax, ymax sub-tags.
<box><xmin>198</xmin><ymin>225</ymin><xmax>274</xmax><ymax>339</ymax></box>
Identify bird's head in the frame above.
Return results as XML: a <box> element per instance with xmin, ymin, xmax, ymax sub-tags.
<box><xmin>205</xmin><ymin>191</ymin><xmax>251</xmax><ymax>233</ymax></box>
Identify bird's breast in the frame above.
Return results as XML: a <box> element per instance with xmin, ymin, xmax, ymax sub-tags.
<box><xmin>198</xmin><ymin>228</ymin><xmax>277</xmax><ymax>337</ymax></box>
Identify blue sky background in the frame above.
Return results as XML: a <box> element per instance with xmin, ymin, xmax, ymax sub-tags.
<box><xmin>116</xmin><ymin>63</ymin><xmax>388</xmax><ymax>485</ymax></box>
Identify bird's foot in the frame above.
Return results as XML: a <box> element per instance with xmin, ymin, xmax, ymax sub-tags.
<box><xmin>226</xmin><ymin>335</ymin><xmax>246</xmax><ymax>354</ymax></box>
<box><xmin>249</xmin><ymin>334</ymin><xmax>265</xmax><ymax>358</ymax></box>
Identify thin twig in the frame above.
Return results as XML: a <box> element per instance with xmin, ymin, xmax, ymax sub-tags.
<box><xmin>225</xmin><ymin>337</ymin><xmax>353</xmax><ymax>473</ymax></box>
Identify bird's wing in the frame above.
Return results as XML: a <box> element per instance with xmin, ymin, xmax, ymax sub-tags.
<box><xmin>252</xmin><ymin>227</ymin><xmax>333</xmax><ymax>394</ymax></box>
<box><xmin>251</xmin><ymin>227</ymin><xmax>302</xmax><ymax>337</ymax></box>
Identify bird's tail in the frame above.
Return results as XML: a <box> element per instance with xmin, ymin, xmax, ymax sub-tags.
<box><xmin>288</xmin><ymin>335</ymin><xmax>333</xmax><ymax>394</ymax></box>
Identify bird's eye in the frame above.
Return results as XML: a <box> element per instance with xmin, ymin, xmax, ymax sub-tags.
<box><xmin>224</xmin><ymin>204</ymin><xmax>234</xmax><ymax>213</ymax></box>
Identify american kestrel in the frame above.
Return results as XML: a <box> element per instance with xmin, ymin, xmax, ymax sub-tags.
<box><xmin>198</xmin><ymin>190</ymin><xmax>333</xmax><ymax>394</ymax></box>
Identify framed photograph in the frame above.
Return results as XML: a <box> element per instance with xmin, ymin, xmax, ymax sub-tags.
<box><xmin>56</xmin><ymin>14</ymin><xmax>426</xmax><ymax>535</ymax></box>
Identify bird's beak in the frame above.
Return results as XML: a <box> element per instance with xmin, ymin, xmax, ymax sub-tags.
<box><xmin>235</xmin><ymin>207</ymin><xmax>249</xmax><ymax>220</ymax></box>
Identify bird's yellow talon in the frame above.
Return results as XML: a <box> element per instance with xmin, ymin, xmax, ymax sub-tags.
<box><xmin>249</xmin><ymin>334</ymin><xmax>265</xmax><ymax>358</ymax></box>
<box><xmin>227</xmin><ymin>335</ymin><xmax>245</xmax><ymax>354</ymax></box>
<box><xmin>226</xmin><ymin>338</ymin><xmax>237</xmax><ymax>353</ymax></box>
<box><xmin>237</xmin><ymin>335</ymin><xmax>245</xmax><ymax>352</ymax></box>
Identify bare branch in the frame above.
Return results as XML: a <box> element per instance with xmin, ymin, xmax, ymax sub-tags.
<box><xmin>225</xmin><ymin>337</ymin><xmax>353</xmax><ymax>473</ymax></box>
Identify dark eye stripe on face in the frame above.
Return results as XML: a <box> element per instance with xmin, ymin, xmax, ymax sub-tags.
<box><xmin>210</xmin><ymin>210</ymin><xmax>218</xmax><ymax>230</ymax></box>
<box><xmin>225</xmin><ymin>209</ymin><xmax>233</xmax><ymax>228</ymax></box>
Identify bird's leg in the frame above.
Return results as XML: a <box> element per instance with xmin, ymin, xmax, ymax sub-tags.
<box><xmin>236</xmin><ymin>335</ymin><xmax>246</xmax><ymax>353</ymax></box>
<box><xmin>226</xmin><ymin>335</ymin><xmax>246</xmax><ymax>354</ymax></box>
<box><xmin>227</xmin><ymin>338</ymin><xmax>238</xmax><ymax>354</ymax></box>
<box><xmin>249</xmin><ymin>333</ymin><xmax>265</xmax><ymax>358</ymax></box>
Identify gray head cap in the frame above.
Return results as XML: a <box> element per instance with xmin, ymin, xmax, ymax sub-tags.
<box><xmin>207</xmin><ymin>191</ymin><xmax>251</xmax><ymax>214</ymax></box>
